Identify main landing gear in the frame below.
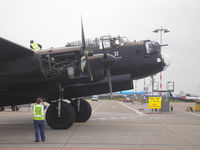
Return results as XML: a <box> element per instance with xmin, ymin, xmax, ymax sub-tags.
<box><xmin>0</xmin><ymin>106</ymin><xmax>19</xmax><ymax>111</ymax></box>
<box><xmin>11</xmin><ymin>105</ymin><xmax>19</xmax><ymax>111</ymax></box>
<box><xmin>0</xmin><ymin>106</ymin><xmax>5</xmax><ymax>111</ymax></box>
<box><xmin>45</xmin><ymin>85</ymin><xmax>92</xmax><ymax>129</ymax></box>
<box><xmin>46</xmin><ymin>101</ymin><xmax>75</xmax><ymax>129</ymax></box>
<box><xmin>71</xmin><ymin>99</ymin><xmax>92</xmax><ymax>122</ymax></box>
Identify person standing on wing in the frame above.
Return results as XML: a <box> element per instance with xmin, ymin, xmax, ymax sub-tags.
<box><xmin>30</xmin><ymin>40</ymin><xmax>42</xmax><ymax>52</ymax></box>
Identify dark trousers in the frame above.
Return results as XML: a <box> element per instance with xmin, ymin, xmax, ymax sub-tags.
<box><xmin>33</xmin><ymin>120</ymin><xmax>45</xmax><ymax>141</ymax></box>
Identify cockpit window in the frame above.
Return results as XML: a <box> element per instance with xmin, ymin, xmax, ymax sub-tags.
<box><xmin>66</xmin><ymin>35</ymin><xmax>128</xmax><ymax>50</ymax></box>
<box><xmin>145</xmin><ymin>41</ymin><xmax>160</xmax><ymax>54</ymax></box>
<box><xmin>145</xmin><ymin>42</ymin><xmax>150</xmax><ymax>53</ymax></box>
<box><xmin>100</xmin><ymin>39</ymin><xmax>111</xmax><ymax>49</ymax></box>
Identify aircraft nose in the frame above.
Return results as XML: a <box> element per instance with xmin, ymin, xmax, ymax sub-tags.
<box><xmin>161</xmin><ymin>53</ymin><xmax>171</xmax><ymax>70</ymax></box>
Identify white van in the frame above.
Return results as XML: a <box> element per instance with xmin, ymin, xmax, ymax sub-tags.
<box><xmin>92</xmin><ymin>95</ymin><xmax>98</xmax><ymax>101</ymax></box>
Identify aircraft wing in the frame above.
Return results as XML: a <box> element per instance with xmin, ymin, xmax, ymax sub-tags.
<box><xmin>0</xmin><ymin>37</ymin><xmax>34</xmax><ymax>61</ymax></box>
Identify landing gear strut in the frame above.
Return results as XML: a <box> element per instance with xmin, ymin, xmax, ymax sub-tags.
<box><xmin>57</xmin><ymin>84</ymin><xmax>62</xmax><ymax>118</ymax></box>
<box><xmin>71</xmin><ymin>99</ymin><xmax>92</xmax><ymax>122</ymax></box>
<box><xmin>46</xmin><ymin>84</ymin><xmax>75</xmax><ymax>129</ymax></box>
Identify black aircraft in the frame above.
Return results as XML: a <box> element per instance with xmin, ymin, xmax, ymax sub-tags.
<box><xmin>0</xmin><ymin>22</ymin><xmax>170</xmax><ymax>129</ymax></box>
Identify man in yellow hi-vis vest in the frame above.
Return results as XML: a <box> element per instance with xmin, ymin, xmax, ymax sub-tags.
<box><xmin>30</xmin><ymin>40</ymin><xmax>42</xmax><ymax>51</ymax></box>
<box><xmin>33</xmin><ymin>98</ymin><xmax>47</xmax><ymax>142</ymax></box>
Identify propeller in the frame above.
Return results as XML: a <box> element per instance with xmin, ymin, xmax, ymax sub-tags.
<box><xmin>81</xmin><ymin>18</ymin><xmax>94</xmax><ymax>81</ymax></box>
<box><xmin>80</xmin><ymin>18</ymin><xmax>115</xmax><ymax>95</ymax></box>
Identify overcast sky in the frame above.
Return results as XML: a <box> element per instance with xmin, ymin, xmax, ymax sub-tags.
<box><xmin>0</xmin><ymin>0</ymin><xmax>200</xmax><ymax>95</ymax></box>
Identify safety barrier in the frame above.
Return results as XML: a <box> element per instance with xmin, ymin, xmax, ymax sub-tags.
<box><xmin>196</xmin><ymin>102</ymin><xmax>200</xmax><ymax>111</ymax></box>
<box><xmin>187</xmin><ymin>107</ymin><xmax>194</xmax><ymax>112</ymax></box>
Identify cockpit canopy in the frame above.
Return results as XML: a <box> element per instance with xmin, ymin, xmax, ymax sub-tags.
<box><xmin>145</xmin><ymin>41</ymin><xmax>160</xmax><ymax>54</ymax></box>
<box><xmin>66</xmin><ymin>36</ymin><xmax>160</xmax><ymax>54</ymax></box>
<box><xmin>66</xmin><ymin>35</ymin><xmax>129</xmax><ymax>51</ymax></box>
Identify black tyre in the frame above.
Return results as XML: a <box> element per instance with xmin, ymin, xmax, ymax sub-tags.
<box><xmin>71</xmin><ymin>99</ymin><xmax>92</xmax><ymax>122</ymax></box>
<box><xmin>11</xmin><ymin>106</ymin><xmax>19</xmax><ymax>111</ymax></box>
<box><xmin>0</xmin><ymin>106</ymin><xmax>5</xmax><ymax>111</ymax></box>
<box><xmin>46</xmin><ymin>102</ymin><xmax>75</xmax><ymax>129</ymax></box>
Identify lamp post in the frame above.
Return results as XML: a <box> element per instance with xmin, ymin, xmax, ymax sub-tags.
<box><xmin>153</xmin><ymin>27</ymin><xmax>170</xmax><ymax>97</ymax></box>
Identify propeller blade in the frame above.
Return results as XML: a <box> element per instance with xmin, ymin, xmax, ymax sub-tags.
<box><xmin>101</xmin><ymin>38</ymin><xmax>113</xmax><ymax>97</ymax></box>
<box><xmin>86</xmin><ymin>58</ymin><xmax>94</xmax><ymax>81</ymax></box>
<box><xmin>81</xmin><ymin>17</ymin><xmax>86</xmax><ymax>51</ymax></box>
<box><xmin>106</xmin><ymin>67</ymin><xmax>113</xmax><ymax>98</ymax></box>
<box><xmin>81</xmin><ymin>17</ymin><xmax>93</xmax><ymax>81</ymax></box>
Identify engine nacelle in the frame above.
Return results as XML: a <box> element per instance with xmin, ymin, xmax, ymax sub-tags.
<box><xmin>63</xmin><ymin>74</ymin><xmax>133</xmax><ymax>98</ymax></box>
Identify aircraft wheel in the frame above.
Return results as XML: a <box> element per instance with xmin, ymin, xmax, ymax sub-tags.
<box><xmin>71</xmin><ymin>99</ymin><xmax>92</xmax><ymax>122</ymax></box>
<box><xmin>46</xmin><ymin>101</ymin><xmax>75</xmax><ymax>129</ymax></box>
<box><xmin>0</xmin><ymin>106</ymin><xmax>5</xmax><ymax>111</ymax></box>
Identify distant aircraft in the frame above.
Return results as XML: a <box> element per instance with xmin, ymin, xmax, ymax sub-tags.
<box><xmin>169</xmin><ymin>93</ymin><xmax>200</xmax><ymax>102</ymax></box>
<box><xmin>115</xmin><ymin>90</ymin><xmax>148</xmax><ymax>95</ymax></box>
<box><xmin>0</xmin><ymin>20</ymin><xmax>170</xmax><ymax>129</ymax></box>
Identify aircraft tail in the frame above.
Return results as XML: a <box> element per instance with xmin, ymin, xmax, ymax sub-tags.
<box><xmin>169</xmin><ymin>92</ymin><xmax>174</xmax><ymax>99</ymax></box>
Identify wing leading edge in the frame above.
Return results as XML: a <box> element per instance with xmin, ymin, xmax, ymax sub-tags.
<box><xmin>0</xmin><ymin>37</ymin><xmax>34</xmax><ymax>62</ymax></box>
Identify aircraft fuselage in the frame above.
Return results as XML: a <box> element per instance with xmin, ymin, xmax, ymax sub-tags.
<box><xmin>0</xmin><ymin>37</ymin><xmax>167</xmax><ymax>106</ymax></box>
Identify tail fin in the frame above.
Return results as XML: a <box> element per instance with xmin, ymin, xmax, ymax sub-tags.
<box><xmin>169</xmin><ymin>92</ymin><xmax>174</xmax><ymax>99</ymax></box>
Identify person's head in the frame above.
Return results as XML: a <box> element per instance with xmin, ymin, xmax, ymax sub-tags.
<box><xmin>36</xmin><ymin>98</ymin><xmax>42</xmax><ymax>104</ymax></box>
<box><xmin>30</xmin><ymin>40</ymin><xmax>34</xmax><ymax>44</ymax></box>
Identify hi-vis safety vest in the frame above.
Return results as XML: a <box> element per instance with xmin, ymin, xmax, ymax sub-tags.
<box><xmin>33</xmin><ymin>104</ymin><xmax>45</xmax><ymax>120</ymax></box>
<box><xmin>31</xmin><ymin>43</ymin><xmax>40</xmax><ymax>51</ymax></box>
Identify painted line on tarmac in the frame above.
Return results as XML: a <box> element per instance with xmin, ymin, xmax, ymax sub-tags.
<box><xmin>0</xmin><ymin>147</ymin><xmax>158</xmax><ymax>150</ymax></box>
<box><xmin>81</xmin><ymin>122</ymin><xmax>200</xmax><ymax>128</ymax></box>
<box><xmin>118</xmin><ymin>102</ymin><xmax>145</xmax><ymax>117</ymax></box>
<box><xmin>92</xmin><ymin>101</ymin><xmax>105</xmax><ymax>114</ymax></box>
<box><xmin>185</xmin><ymin>112</ymin><xmax>200</xmax><ymax>117</ymax></box>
